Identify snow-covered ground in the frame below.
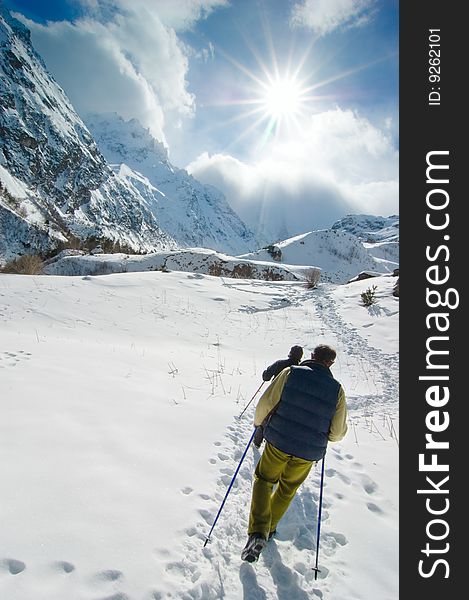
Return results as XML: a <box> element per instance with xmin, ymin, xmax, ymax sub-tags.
<box><xmin>41</xmin><ymin>249</ymin><xmax>317</xmax><ymax>282</ymax></box>
<box><xmin>0</xmin><ymin>271</ymin><xmax>398</xmax><ymax>600</ymax></box>
<box><xmin>240</xmin><ymin>230</ymin><xmax>397</xmax><ymax>284</ymax></box>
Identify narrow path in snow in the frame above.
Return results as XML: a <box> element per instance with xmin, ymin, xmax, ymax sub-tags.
<box><xmin>153</xmin><ymin>283</ymin><xmax>398</xmax><ymax>600</ymax></box>
<box><xmin>315</xmin><ymin>285</ymin><xmax>398</xmax><ymax>410</ymax></box>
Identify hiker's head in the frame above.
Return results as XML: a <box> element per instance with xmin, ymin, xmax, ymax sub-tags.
<box><xmin>288</xmin><ymin>345</ymin><xmax>303</xmax><ymax>362</ymax></box>
<box><xmin>311</xmin><ymin>344</ymin><xmax>336</xmax><ymax>367</ymax></box>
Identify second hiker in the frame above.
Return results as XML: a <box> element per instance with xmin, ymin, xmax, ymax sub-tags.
<box><xmin>253</xmin><ymin>345</ymin><xmax>304</xmax><ymax>448</ymax></box>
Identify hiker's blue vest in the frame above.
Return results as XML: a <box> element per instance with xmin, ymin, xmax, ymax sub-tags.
<box><xmin>264</xmin><ymin>364</ymin><xmax>340</xmax><ymax>461</ymax></box>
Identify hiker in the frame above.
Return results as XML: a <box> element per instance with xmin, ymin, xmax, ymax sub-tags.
<box><xmin>262</xmin><ymin>345</ymin><xmax>303</xmax><ymax>382</ymax></box>
<box><xmin>253</xmin><ymin>345</ymin><xmax>304</xmax><ymax>449</ymax></box>
<box><xmin>241</xmin><ymin>344</ymin><xmax>348</xmax><ymax>563</ymax></box>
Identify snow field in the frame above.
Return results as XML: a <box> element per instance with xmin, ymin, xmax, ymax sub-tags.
<box><xmin>0</xmin><ymin>271</ymin><xmax>398</xmax><ymax>599</ymax></box>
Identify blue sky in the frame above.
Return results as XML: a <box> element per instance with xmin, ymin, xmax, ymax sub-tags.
<box><xmin>4</xmin><ymin>0</ymin><xmax>399</xmax><ymax>233</ymax></box>
<box><xmin>183</xmin><ymin>0</ymin><xmax>398</xmax><ymax>156</ymax></box>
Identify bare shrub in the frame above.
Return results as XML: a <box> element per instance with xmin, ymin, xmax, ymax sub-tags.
<box><xmin>361</xmin><ymin>285</ymin><xmax>378</xmax><ymax>306</ymax></box>
<box><xmin>2</xmin><ymin>255</ymin><xmax>44</xmax><ymax>275</ymax></box>
<box><xmin>64</xmin><ymin>234</ymin><xmax>83</xmax><ymax>251</ymax></box>
<box><xmin>208</xmin><ymin>262</ymin><xmax>224</xmax><ymax>277</ymax></box>
<box><xmin>232</xmin><ymin>263</ymin><xmax>254</xmax><ymax>279</ymax></box>
<box><xmin>262</xmin><ymin>268</ymin><xmax>284</xmax><ymax>281</ymax></box>
<box><xmin>208</xmin><ymin>261</ymin><xmax>255</xmax><ymax>279</ymax></box>
<box><xmin>304</xmin><ymin>268</ymin><xmax>321</xmax><ymax>289</ymax></box>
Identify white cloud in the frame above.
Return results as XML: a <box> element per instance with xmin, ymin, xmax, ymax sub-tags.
<box><xmin>77</xmin><ymin>0</ymin><xmax>229</xmax><ymax>31</ymax></box>
<box><xmin>187</xmin><ymin>108</ymin><xmax>398</xmax><ymax>241</ymax></box>
<box><xmin>290</xmin><ymin>0</ymin><xmax>375</xmax><ymax>37</ymax></box>
<box><xmin>16</xmin><ymin>1</ymin><xmax>227</xmax><ymax>144</ymax></box>
<box><xmin>188</xmin><ymin>152</ymin><xmax>350</xmax><ymax>242</ymax></box>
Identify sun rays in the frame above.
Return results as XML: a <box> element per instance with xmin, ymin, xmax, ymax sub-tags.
<box><xmin>196</xmin><ymin>7</ymin><xmax>396</xmax><ymax>158</ymax></box>
<box><xmin>202</xmin><ymin>47</ymin><xmax>331</xmax><ymax>152</ymax></box>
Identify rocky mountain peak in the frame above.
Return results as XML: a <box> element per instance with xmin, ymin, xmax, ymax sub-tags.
<box><xmin>331</xmin><ymin>214</ymin><xmax>399</xmax><ymax>243</ymax></box>
<box><xmin>0</xmin><ymin>7</ymin><xmax>256</xmax><ymax>262</ymax></box>
<box><xmin>85</xmin><ymin>112</ymin><xmax>170</xmax><ymax>168</ymax></box>
<box><xmin>0</xmin><ymin>3</ymin><xmax>30</xmax><ymax>43</ymax></box>
<box><xmin>86</xmin><ymin>112</ymin><xmax>258</xmax><ymax>255</ymax></box>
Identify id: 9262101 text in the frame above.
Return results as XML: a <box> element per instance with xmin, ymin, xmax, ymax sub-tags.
<box><xmin>428</xmin><ymin>29</ymin><xmax>441</xmax><ymax>106</ymax></box>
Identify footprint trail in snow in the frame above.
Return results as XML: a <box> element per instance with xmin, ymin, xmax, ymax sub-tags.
<box><xmin>154</xmin><ymin>283</ymin><xmax>397</xmax><ymax>599</ymax></box>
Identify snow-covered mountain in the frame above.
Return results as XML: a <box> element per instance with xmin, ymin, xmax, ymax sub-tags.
<box><xmin>0</xmin><ymin>7</ymin><xmax>256</xmax><ymax>264</ymax></box>
<box><xmin>331</xmin><ymin>214</ymin><xmax>399</xmax><ymax>242</ymax></box>
<box><xmin>240</xmin><ymin>228</ymin><xmax>396</xmax><ymax>283</ymax></box>
<box><xmin>331</xmin><ymin>214</ymin><xmax>399</xmax><ymax>265</ymax></box>
<box><xmin>85</xmin><ymin>113</ymin><xmax>258</xmax><ymax>255</ymax></box>
<box><xmin>0</xmin><ymin>7</ymin><xmax>180</xmax><ymax>261</ymax></box>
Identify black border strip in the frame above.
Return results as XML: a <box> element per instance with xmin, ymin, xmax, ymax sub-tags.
<box><xmin>400</xmin><ymin>2</ymin><xmax>464</xmax><ymax>596</ymax></box>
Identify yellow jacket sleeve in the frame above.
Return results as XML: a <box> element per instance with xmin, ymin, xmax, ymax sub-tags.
<box><xmin>254</xmin><ymin>367</ymin><xmax>291</xmax><ymax>426</ymax></box>
<box><xmin>328</xmin><ymin>386</ymin><xmax>348</xmax><ymax>442</ymax></box>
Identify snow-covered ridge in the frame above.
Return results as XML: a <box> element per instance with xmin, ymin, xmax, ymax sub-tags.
<box><xmin>332</xmin><ymin>214</ymin><xmax>399</xmax><ymax>265</ymax></box>
<box><xmin>0</xmin><ymin>7</ymin><xmax>177</xmax><ymax>260</ymax></box>
<box><xmin>240</xmin><ymin>228</ymin><xmax>397</xmax><ymax>284</ymax></box>
<box><xmin>85</xmin><ymin>112</ymin><xmax>171</xmax><ymax>168</ymax></box>
<box><xmin>42</xmin><ymin>247</ymin><xmax>320</xmax><ymax>282</ymax></box>
<box><xmin>332</xmin><ymin>214</ymin><xmax>399</xmax><ymax>243</ymax></box>
<box><xmin>0</xmin><ymin>8</ymin><xmax>256</xmax><ymax>263</ymax></box>
<box><xmin>86</xmin><ymin>112</ymin><xmax>258</xmax><ymax>255</ymax></box>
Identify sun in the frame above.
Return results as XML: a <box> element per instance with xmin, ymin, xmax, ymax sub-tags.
<box><xmin>263</xmin><ymin>78</ymin><xmax>303</xmax><ymax>118</ymax></box>
<box><xmin>205</xmin><ymin>46</ymin><xmax>321</xmax><ymax>149</ymax></box>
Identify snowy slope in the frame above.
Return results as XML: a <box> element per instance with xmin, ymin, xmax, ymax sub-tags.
<box><xmin>42</xmin><ymin>247</ymin><xmax>320</xmax><ymax>282</ymax></box>
<box><xmin>0</xmin><ymin>270</ymin><xmax>398</xmax><ymax>600</ymax></box>
<box><xmin>0</xmin><ymin>7</ymin><xmax>176</xmax><ymax>261</ymax></box>
<box><xmin>331</xmin><ymin>214</ymin><xmax>399</xmax><ymax>243</ymax></box>
<box><xmin>331</xmin><ymin>214</ymin><xmax>399</xmax><ymax>267</ymax></box>
<box><xmin>240</xmin><ymin>229</ymin><xmax>392</xmax><ymax>283</ymax></box>
<box><xmin>86</xmin><ymin>113</ymin><xmax>258</xmax><ymax>255</ymax></box>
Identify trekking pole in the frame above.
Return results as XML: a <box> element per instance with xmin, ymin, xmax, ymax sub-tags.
<box><xmin>237</xmin><ymin>382</ymin><xmax>265</xmax><ymax>420</ymax></box>
<box><xmin>203</xmin><ymin>428</ymin><xmax>256</xmax><ymax>547</ymax></box>
<box><xmin>312</xmin><ymin>456</ymin><xmax>326</xmax><ymax>580</ymax></box>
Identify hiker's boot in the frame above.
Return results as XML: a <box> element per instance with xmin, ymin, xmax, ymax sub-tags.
<box><xmin>241</xmin><ymin>533</ymin><xmax>267</xmax><ymax>563</ymax></box>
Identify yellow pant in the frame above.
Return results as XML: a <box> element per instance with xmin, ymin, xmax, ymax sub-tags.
<box><xmin>248</xmin><ymin>442</ymin><xmax>315</xmax><ymax>537</ymax></box>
